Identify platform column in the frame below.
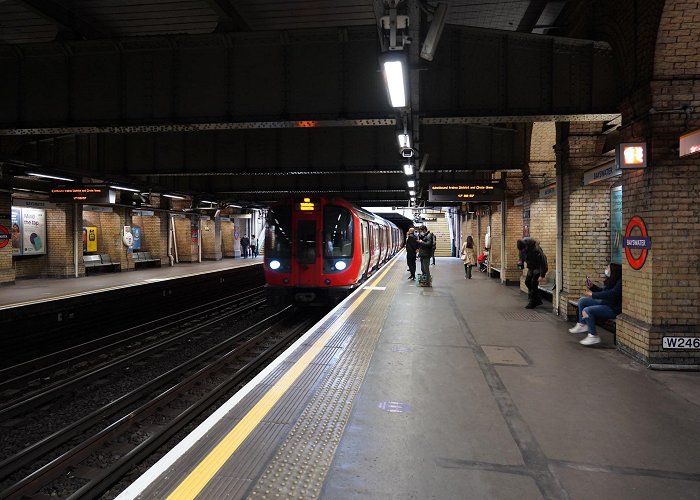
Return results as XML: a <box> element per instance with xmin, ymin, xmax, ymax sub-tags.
<box><xmin>558</xmin><ymin>122</ymin><xmax>618</xmax><ymax>317</ymax></box>
<box><xmin>613</xmin><ymin>0</ymin><xmax>700</xmax><ymax>367</ymax></box>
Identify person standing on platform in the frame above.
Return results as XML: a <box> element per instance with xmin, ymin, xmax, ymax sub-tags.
<box><xmin>569</xmin><ymin>263</ymin><xmax>622</xmax><ymax>346</ymax></box>
<box><xmin>516</xmin><ymin>237</ymin><xmax>548</xmax><ymax>309</ymax></box>
<box><xmin>460</xmin><ymin>235</ymin><xmax>477</xmax><ymax>279</ymax></box>
<box><xmin>240</xmin><ymin>235</ymin><xmax>250</xmax><ymax>258</ymax></box>
<box><xmin>405</xmin><ymin>227</ymin><xmax>418</xmax><ymax>280</ymax></box>
<box><xmin>431</xmin><ymin>230</ymin><xmax>437</xmax><ymax>266</ymax></box>
<box><xmin>250</xmin><ymin>235</ymin><xmax>258</xmax><ymax>258</ymax></box>
<box><xmin>417</xmin><ymin>225</ymin><xmax>434</xmax><ymax>283</ymax></box>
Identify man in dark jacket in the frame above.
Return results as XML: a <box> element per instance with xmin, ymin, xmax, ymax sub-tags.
<box><xmin>517</xmin><ymin>238</ymin><xmax>548</xmax><ymax>309</ymax></box>
<box><xmin>405</xmin><ymin>227</ymin><xmax>419</xmax><ymax>280</ymax></box>
<box><xmin>417</xmin><ymin>225</ymin><xmax>434</xmax><ymax>283</ymax></box>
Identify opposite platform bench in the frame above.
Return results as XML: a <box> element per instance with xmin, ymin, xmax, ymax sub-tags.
<box><xmin>133</xmin><ymin>251</ymin><xmax>162</xmax><ymax>268</ymax></box>
<box><xmin>83</xmin><ymin>254</ymin><xmax>121</xmax><ymax>274</ymax></box>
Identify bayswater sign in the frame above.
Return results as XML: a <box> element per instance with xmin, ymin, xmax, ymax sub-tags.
<box><xmin>584</xmin><ymin>162</ymin><xmax>622</xmax><ymax>185</ymax></box>
<box><xmin>429</xmin><ymin>183</ymin><xmax>503</xmax><ymax>202</ymax></box>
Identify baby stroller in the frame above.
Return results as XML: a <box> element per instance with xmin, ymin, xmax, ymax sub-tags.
<box><xmin>477</xmin><ymin>251</ymin><xmax>489</xmax><ymax>273</ymax></box>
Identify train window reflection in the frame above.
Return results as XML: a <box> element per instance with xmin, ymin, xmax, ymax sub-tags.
<box><xmin>265</xmin><ymin>207</ymin><xmax>292</xmax><ymax>258</ymax></box>
<box><xmin>297</xmin><ymin>220</ymin><xmax>316</xmax><ymax>264</ymax></box>
<box><xmin>324</xmin><ymin>206</ymin><xmax>353</xmax><ymax>257</ymax></box>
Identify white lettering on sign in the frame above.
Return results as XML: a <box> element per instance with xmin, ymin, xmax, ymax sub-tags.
<box><xmin>663</xmin><ymin>337</ymin><xmax>700</xmax><ymax>349</ymax></box>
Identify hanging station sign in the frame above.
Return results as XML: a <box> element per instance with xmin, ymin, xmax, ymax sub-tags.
<box><xmin>428</xmin><ymin>183</ymin><xmax>503</xmax><ymax>202</ymax></box>
<box><xmin>50</xmin><ymin>186</ymin><xmax>111</xmax><ymax>203</ymax></box>
<box><xmin>539</xmin><ymin>184</ymin><xmax>556</xmax><ymax>198</ymax></box>
<box><xmin>584</xmin><ymin>162</ymin><xmax>622</xmax><ymax>185</ymax></box>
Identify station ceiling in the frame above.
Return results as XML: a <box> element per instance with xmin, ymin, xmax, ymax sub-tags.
<box><xmin>0</xmin><ymin>0</ymin><xmax>620</xmax><ymax>208</ymax></box>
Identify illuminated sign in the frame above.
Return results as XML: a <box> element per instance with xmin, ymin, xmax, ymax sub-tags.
<box><xmin>298</xmin><ymin>197</ymin><xmax>318</xmax><ymax>211</ymax></box>
<box><xmin>51</xmin><ymin>186</ymin><xmax>110</xmax><ymax>203</ymax></box>
<box><xmin>679</xmin><ymin>129</ymin><xmax>700</xmax><ymax>157</ymax></box>
<box><xmin>616</xmin><ymin>142</ymin><xmax>648</xmax><ymax>169</ymax></box>
<box><xmin>429</xmin><ymin>184</ymin><xmax>503</xmax><ymax>202</ymax></box>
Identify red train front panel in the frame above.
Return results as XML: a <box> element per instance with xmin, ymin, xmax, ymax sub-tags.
<box><xmin>264</xmin><ymin>198</ymin><xmax>366</xmax><ymax>299</ymax></box>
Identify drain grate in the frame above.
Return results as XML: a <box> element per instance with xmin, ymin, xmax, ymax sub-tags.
<box><xmin>500</xmin><ymin>311</ymin><xmax>548</xmax><ymax>322</ymax></box>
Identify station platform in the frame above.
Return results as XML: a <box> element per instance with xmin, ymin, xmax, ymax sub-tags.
<box><xmin>116</xmin><ymin>254</ymin><xmax>700</xmax><ymax>500</ymax></box>
<box><xmin>0</xmin><ymin>257</ymin><xmax>261</xmax><ymax>310</ymax></box>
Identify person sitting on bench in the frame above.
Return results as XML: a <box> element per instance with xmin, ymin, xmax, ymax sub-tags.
<box><xmin>568</xmin><ymin>262</ymin><xmax>622</xmax><ymax>346</ymax></box>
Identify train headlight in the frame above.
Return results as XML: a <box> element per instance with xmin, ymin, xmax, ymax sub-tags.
<box><xmin>334</xmin><ymin>261</ymin><xmax>347</xmax><ymax>271</ymax></box>
<box><xmin>269</xmin><ymin>260</ymin><xmax>281</xmax><ymax>270</ymax></box>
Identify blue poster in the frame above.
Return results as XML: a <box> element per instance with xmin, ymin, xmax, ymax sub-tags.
<box><xmin>611</xmin><ymin>186</ymin><xmax>623</xmax><ymax>264</ymax></box>
<box><xmin>132</xmin><ymin>225</ymin><xmax>142</xmax><ymax>250</ymax></box>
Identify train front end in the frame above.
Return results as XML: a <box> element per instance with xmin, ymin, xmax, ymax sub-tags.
<box><xmin>263</xmin><ymin>197</ymin><xmax>361</xmax><ymax>304</ymax></box>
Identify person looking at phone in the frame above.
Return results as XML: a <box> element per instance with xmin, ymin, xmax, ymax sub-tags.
<box><xmin>568</xmin><ymin>262</ymin><xmax>623</xmax><ymax>346</ymax></box>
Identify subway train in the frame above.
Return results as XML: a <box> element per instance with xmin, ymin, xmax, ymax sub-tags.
<box><xmin>263</xmin><ymin>197</ymin><xmax>401</xmax><ymax>304</ymax></box>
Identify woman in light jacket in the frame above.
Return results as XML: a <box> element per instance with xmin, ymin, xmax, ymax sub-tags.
<box><xmin>460</xmin><ymin>235</ymin><xmax>477</xmax><ymax>279</ymax></box>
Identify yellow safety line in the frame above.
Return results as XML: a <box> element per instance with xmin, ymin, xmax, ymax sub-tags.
<box><xmin>167</xmin><ymin>256</ymin><xmax>399</xmax><ymax>499</ymax></box>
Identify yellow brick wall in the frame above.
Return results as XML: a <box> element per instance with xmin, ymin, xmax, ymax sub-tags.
<box><xmin>0</xmin><ymin>194</ymin><xmax>16</xmax><ymax>284</ymax></box>
<box><xmin>201</xmin><ymin>217</ymin><xmax>222</xmax><ymax>260</ymax></box>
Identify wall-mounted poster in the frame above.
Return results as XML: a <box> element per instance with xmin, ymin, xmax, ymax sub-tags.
<box><xmin>611</xmin><ymin>186</ymin><xmax>623</xmax><ymax>265</ymax></box>
<box><xmin>11</xmin><ymin>206</ymin><xmax>47</xmax><ymax>256</ymax></box>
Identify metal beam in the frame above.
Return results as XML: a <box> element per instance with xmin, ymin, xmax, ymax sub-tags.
<box><xmin>202</xmin><ymin>0</ymin><xmax>250</xmax><ymax>31</ymax></box>
<box><xmin>16</xmin><ymin>0</ymin><xmax>111</xmax><ymax>40</ymax></box>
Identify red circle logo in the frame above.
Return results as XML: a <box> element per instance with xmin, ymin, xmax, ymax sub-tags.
<box><xmin>625</xmin><ymin>216</ymin><xmax>648</xmax><ymax>270</ymax></box>
<box><xmin>0</xmin><ymin>225</ymin><xmax>9</xmax><ymax>249</ymax></box>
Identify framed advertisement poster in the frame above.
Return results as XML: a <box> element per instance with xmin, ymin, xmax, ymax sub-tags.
<box><xmin>611</xmin><ymin>186</ymin><xmax>623</xmax><ymax>265</ymax></box>
<box><xmin>11</xmin><ymin>207</ymin><xmax>47</xmax><ymax>256</ymax></box>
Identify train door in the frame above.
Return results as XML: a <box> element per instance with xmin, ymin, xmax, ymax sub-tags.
<box><xmin>294</xmin><ymin>216</ymin><xmax>320</xmax><ymax>286</ymax></box>
<box><xmin>360</xmin><ymin>220</ymin><xmax>370</xmax><ymax>278</ymax></box>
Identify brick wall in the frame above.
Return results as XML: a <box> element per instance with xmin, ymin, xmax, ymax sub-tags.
<box><xmin>173</xmin><ymin>216</ymin><xmax>199</xmax><ymax>262</ymax></box>
<box><xmin>132</xmin><ymin>212</ymin><xmax>168</xmax><ymax>262</ymax></box>
<box><xmin>489</xmin><ymin>203</ymin><xmax>502</xmax><ymax>269</ymax></box>
<box><xmin>614</xmin><ymin>0</ymin><xmax>700</xmax><ymax>365</ymax></box>
<box><xmin>201</xmin><ymin>217</ymin><xmax>222</xmax><ymax>260</ymax></box>
<box><xmin>83</xmin><ymin>208</ymin><xmax>127</xmax><ymax>271</ymax></box>
<box><xmin>221</xmin><ymin>220</ymin><xmax>236</xmax><ymax>257</ymax></box>
<box><xmin>503</xmin><ymin>198</ymin><xmax>523</xmax><ymax>284</ymax></box>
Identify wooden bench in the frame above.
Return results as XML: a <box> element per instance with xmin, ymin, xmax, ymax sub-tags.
<box><xmin>133</xmin><ymin>251</ymin><xmax>162</xmax><ymax>268</ymax></box>
<box><xmin>568</xmin><ymin>298</ymin><xmax>618</xmax><ymax>345</ymax></box>
<box><xmin>83</xmin><ymin>254</ymin><xmax>121</xmax><ymax>274</ymax></box>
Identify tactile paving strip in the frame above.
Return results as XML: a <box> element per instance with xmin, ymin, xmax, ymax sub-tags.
<box><xmin>248</xmin><ymin>268</ymin><xmax>401</xmax><ymax>499</ymax></box>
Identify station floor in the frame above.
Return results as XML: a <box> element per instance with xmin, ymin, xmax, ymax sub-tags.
<box><xmin>0</xmin><ymin>256</ymin><xmax>261</xmax><ymax>309</ymax></box>
<box><xmin>117</xmin><ymin>254</ymin><xmax>700</xmax><ymax>500</ymax></box>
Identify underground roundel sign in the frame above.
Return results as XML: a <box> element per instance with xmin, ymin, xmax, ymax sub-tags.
<box><xmin>0</xmin><ymin>224</ymin><xmax>9</xmax><ymax>249</ymax></box>
<box><xmin>623</xmin><ymin>216</ymin><xmax>651</xmax><ymax>270</ymax></box>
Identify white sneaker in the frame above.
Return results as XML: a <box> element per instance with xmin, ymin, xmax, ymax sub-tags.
<box><xmin>580</xmin><ymin>334</ymin><xmax>601</xmax><ymax>346</ymax></box>
<box><xmin>568</xmin><ymin>323</ymin><xmax>588</xmax><ymax>334</ymax></box>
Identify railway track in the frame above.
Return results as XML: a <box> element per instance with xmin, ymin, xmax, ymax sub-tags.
<box><xmin>0</xmin><ymin>298</ymin><xmax>323</xmax><ymax>498</ymax></box>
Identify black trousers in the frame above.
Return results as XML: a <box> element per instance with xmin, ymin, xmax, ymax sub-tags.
<box><xmin>525</xmin><ymin>270</ymin><xmax>541</xmax><ymax>302</ymax></box>
<box><xmin>407</xmin><ymin>255</ymin><xmax>416</xmax><ymax>277</ymax></box>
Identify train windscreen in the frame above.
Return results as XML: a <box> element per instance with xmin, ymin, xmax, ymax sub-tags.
<box><xmin>324</xmin><ymin>206</ymin><xmax>353</xmax><ymax>257</ymax></box>
<box><xmin>265</xmin><ymin>206</ymin><xmax>292</xmax><ymax>258</ymax></box>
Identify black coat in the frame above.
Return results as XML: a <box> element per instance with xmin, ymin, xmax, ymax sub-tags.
<box><xmin>405</xmin><ymin>234</ymin><xmax>419</xmax><ymax>256</ymax></box>
<box><xmin>519</xmin><ymin>238</ymin><xmax>548</xmax><ymax>276</ymax></box>
<box><xmin>418</xmin><ymin>232</ymin><xmax>434</xmax><ymax>258</ymax></box>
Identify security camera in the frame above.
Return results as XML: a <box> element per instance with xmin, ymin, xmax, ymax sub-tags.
<box><xmin>401</xmin><ymin>147</ymin><xmax>414</xmax><ymax>158</ymax></box>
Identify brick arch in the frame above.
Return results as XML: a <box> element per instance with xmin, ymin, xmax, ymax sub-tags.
<box><xmin>653</xmin><ymin>1</ymin><xmax>700</xmax><ymax>82</ymax></box>
<box><xmin>595</xmin><ymin>0</ymin><xmax>665</xmax><ymax>92</ymax></box>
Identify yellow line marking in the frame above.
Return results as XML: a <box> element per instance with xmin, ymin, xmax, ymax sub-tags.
<box><xmin>167</xmin><ymin>257</ymin><xmax>398</xmax><ymax>499</ymax></box>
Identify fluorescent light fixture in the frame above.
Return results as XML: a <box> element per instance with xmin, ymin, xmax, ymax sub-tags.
<box><xmin>201</xmin><ymin>199</ymin><xmax>216</xmax><ymax>204</ymax></box>
<box><xmin>109</xmin><ymin>185</ymin><xmax>139</xmax><ymax>192</ymax></box>
<box><xmin>407</xmin><ymin>180</ymin><xmax>415</xmax><ymax>188</ymax></box>
<box><xmin>382</xmin><ymin>59</ymin><xmax>407</xmax><ymax>108</ymax></box>
<box><xmin>163</xmin><ymin>194</ymin><xmax>185</xmax><ymax>200</ymax></box>
<box><xmin>409</xmin><ymin>190</ymin><xmax>416</xmax><ymax>196</ymax></box>
<box><xmin>27</xmin><ymin>172</ymin><xmax>74</xmax><ymax>182</ymax></box>
<box><xmin>398</xmin><ymin>133</ymin><xmax>411</xmax><ymax>149</ymax></box>
<box><xmin>403</xmin><ymin>163</ymin><xmax>414</xmax><ymax>176</ymax></box>
<box><xmin>410</xmin><ymin>197</ymin><xmax>416</xmax><ymax>203</ymax></box>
